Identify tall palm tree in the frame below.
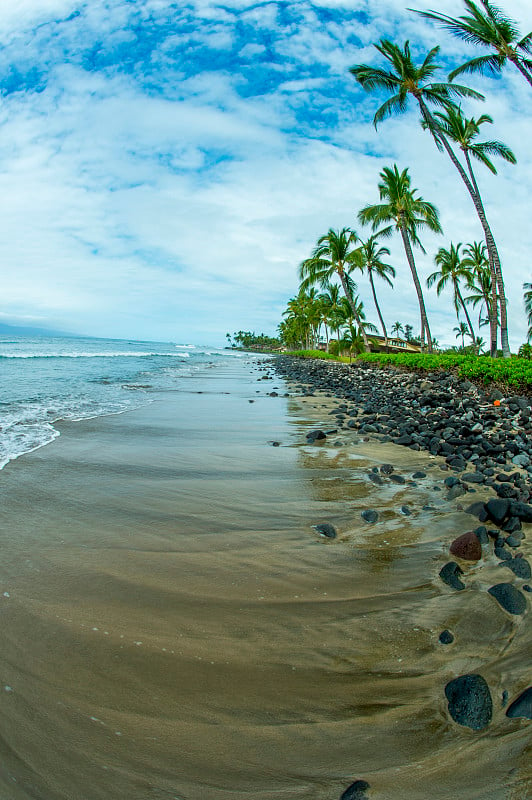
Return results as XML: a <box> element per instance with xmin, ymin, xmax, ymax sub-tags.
<box><xmin>299</xmin><ymin>228</ymin><xmax>371</xmax><ymax>352</ymax></box>
<box><xmin>319</xmin><ymin>283</ymin><xmax>343</xmax><ymax>346</ymax></box>
<box><xmin>426</xmin><ymin>105</ymin><xmax>515</xmax><ymax>356</ymax></box>
<box><xmin>462</xmin><ymin>240</ymin><xmax>498</xmax><ymax>355</ymax></box>
<box><xmin>413</xmin><ymin>1</ymin><xmax>532</xmax><ymax>88</ymax></box>
<box><xmin>358</xmin><ymin>165</ymin><xmax>441</xmax><ymax>352</ymax></box>
<box><xmin>350</xmin><ymin>40</ymin><xmax>512</xmax><ymax>357</ymax></box>
<box><xmin>454</xmin><ymin>321</ymin><xmax>470</xmax><ymax>348</ymax></box>
<box><xmin>524</xmin><ymin>281</ymin><xmax>532</xmax><ymax>341</ymax></box>
<box><xmin>427</xmin><ymin>242</ymin><xmax>476</xmax><ymax>344</ymax></box>
<box><xmin>391</xmin><ymin>321</ymin><xmax>404</xmax><ymax>338</ymax></box>
<box><xmin>354</xmin><ymin>232</ymin><xmax>395</xmax><ymax>348</ymax></box>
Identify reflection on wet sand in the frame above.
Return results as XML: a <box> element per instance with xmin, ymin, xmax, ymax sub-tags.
<box><xmin>0</xmin><ymin>363</ymin><xmax>529</xmax><ymax>799</ymax></box>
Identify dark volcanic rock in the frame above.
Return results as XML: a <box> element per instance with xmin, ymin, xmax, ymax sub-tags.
<box><xmin>488</xmin><ymin>583</ymin><xmax>527</xmax><ymax>614</ymax></box>
<box><xmin>502</xmin><ymin>558</ymin><xmax>531</xmax><ymax>580</ymax></box>
<box><xmin>509</xmin><ymin>500</ymin><xmax>532</xmax><ymax>523</ymax></box>
<box><xmin>361</xmin><ymin>509</ymin><xmax>379</xmax><ymax>524</ymax></box>
<box><xmin>380</xmin><ymin>463</ymin><xmax>394</xmax><ymax>475</ymax></box>
<box><xmin>444</xmin><ymin>674</ymin><xmax>493</xmax><ymax>730</ymax></box>
<box><xmin>439</xmin><ymin>562</ymin><xmax>466</xmax><ymax>591</ymax></box>
<box><xmin>389</xmin><ymin>474</ymin><xmax>406</xmax><ymax>485</ymax></box>
<box><xmin>439</xmin><ymin>630</ymin><xmax>454</xmax><ymax>644</ymax></box>
<box><xmin>506</xmin><ymin>687</ymin><xmax>532</xmax><ymax>719</ymax></box>
<box><xmin>313</xmin><ymin>523</ymin><xmax>337</xmax><ymax>539</ymax></box>
<box><xmin>340</xmin><ymin>779</ymin><xmax>370</xmax><ymax>800</ymax></box>
<box><xmin>306</xmin><ymin>429</ymin><xmax>326</xmax><ymax>442</ymax></box>
<box><xmin>474</xmin><ymin>526</ymin><xmax>489</xmax><ymax>544</ymax></box>
<box><xmin>485</xmin><ymin>498</ymin><xmax>510</xmax><ymax>525</ymax></box>
<box><xmin>450</xmin><ymin>532</ymin><xmax>482</xmax><ymax>561</ymax></box>
<box><xmin>462</xmin><ymin>472</ymin><xmax>486</xmax><ymax>484</ymax></box>
<box><xmin>465</xmin><ymin>501</ymin><xmax>488</xmax><ymax>519</ymax></box>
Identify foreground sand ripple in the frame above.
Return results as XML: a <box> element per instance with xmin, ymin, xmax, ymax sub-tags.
<box><xmin>0</xmin><ymin>362</ymin><xmax>529</xmax><ymax>799</ymax></box>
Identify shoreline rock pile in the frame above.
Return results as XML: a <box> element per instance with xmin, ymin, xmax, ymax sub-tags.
<box><xmin>273</xmin><ymin>356</ymin><xmax>532</xmax><ymax>500</ymax></box>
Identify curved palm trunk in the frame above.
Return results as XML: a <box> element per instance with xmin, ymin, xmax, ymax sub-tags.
<box><xmin>418</xmin><ymin>98</ymin><xmax>510</xmax><ymax>358</ymax></box>
<box><xmin>338</xmin><ymin>269</ymin><xmax>371</xmax><ymax>352</ymax></box>
<box><xmin>368</xmin><ymin>268</ymin><xmax>389</xmax><ymax>348</ymax></box>
<box><xmin>398</xmin><ymin>221</ymin><xmax>433</xmax><ymax>353</ymax></box>
<box><xmin>456</xmin><ymin>284</ymin><xmax>476</xmax><ymax>345</ymax></box>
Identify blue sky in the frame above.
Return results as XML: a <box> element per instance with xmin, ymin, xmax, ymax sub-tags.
<box><xmin>1</xmin><ymin>0</ymin><xmax>531</xmax><ymax>347</ymax></box>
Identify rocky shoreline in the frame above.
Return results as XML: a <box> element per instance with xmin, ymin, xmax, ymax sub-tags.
<box><xmin>268</xmin><ymin>354</ymin><xmax>531</xmax><ymax>778</ymax></box>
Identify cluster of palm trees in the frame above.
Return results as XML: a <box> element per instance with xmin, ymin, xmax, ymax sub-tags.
<box><xmin>279</xmin><ymin>1</ymin><xmax>532</xmax><ymax>357</ymax></box>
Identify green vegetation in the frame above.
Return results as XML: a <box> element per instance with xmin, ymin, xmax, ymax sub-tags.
<box><xmin>277</xmin><ymin>1</ymin><xmax>531</xmax><ymax>359</ymax></box>
<box><xmin>282</xmin><ymin>350</ymin><xmax>532</xmax><ymax>390</ymax></box>
<box><xmin>226</xmin><ymin>331</ymin><xmax>281</xmax><ymax>351</ymax></box>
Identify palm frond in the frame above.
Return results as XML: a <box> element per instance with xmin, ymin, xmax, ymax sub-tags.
<box><xmin>349</xmin><ymin>65</ymin><xmax>400</xmax><ymax>93</ymax></box>
<box><xmin>373</xmin><ymin>93</ymin><xmax>409</xmax><ymax>128</ymax></box>
<box><xmin>472</xmin><ymin>140</ymin><xmax>516</xmax><ymax>164</ymax></box>
<box><xmin>449</xmin><ymin>53</ymin><xmax>505</xmax><ymax>81</ymax></box>
<box><xmin>429</xmin><ymin>82</ymin><xmax>485</xmax><ymax>102</ymax></box>
<box><xmin>517</xmin><ymin>31</ymin><xmax>532</xmax><ymax>54</ymax></box>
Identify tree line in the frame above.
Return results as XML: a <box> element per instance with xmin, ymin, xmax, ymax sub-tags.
<box><xmin>279</xmin><ymin>0</ymin><xmax>532</xmax><ymax>358</ymax></box>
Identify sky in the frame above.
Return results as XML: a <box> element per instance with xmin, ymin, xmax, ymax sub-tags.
<box><xmin>0</xmin><ymin>0</ymin><xmax>531</xmax><ymax>347</ymax></box>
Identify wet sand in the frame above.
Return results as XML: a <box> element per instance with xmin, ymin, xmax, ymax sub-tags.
<box><xmin>0</xmin><ymin>359</ymin><xmax>529</xmax><ymax>799</ymax></box>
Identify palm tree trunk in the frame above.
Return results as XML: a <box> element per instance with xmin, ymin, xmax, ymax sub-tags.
<box><xmin>418</xmin><ymin>98</ymin><xmax>510</xmax><ymax>357</ymax></box>
<box><xmin>368</xmin><ymin>269</ymin><xmax>388</xmax><ymax>348</ymax></box>
<box><xmin>511</xmin><ymin>56</ymin><xmax>532</xmax><ymax>88</ymax></box>
<box><xmin>398</xmin><ymin>221</ymin><xmax>433</xmax><ymax>353</ymax></box>
<box><xmin>338</xmin><ymin>270</ymin><xmax>371</xmax><ymax>352</ymax></box>
<box><xmin>456</xmin><ymin>285</ymin><xmax>476</xmax><ymax>345</ymax></box>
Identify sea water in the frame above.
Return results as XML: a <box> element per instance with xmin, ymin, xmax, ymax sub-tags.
<box><xmin>0</xmin><ymin>335</ymin><xmax>241</xmax><ymax>469</ymax></box>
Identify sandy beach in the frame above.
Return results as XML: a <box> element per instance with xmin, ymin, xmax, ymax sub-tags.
<box><xmin>0</xmin><ymin>357</ymin><xmax>529</xmax><ymax>800</ymax></box>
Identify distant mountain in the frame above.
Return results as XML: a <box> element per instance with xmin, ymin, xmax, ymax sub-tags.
<box><xmin>0</xmin><ymin>321</ymin><xmax>76</xmax><ymax>337</ymax></box>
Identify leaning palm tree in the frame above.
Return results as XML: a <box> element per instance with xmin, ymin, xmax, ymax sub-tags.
<box><xmin>358</xmin><ymin>165</ymin><xmax>441</xmax><ymax>352</ymax></box>
<box><xmin>524</xmin><ymin>282</ymin><xmax>532</xmax><ymax>341</ymax></box>
<box><xmin>426</xmin><ymin>105</ymin><xmax>515</xmax><ymax>356</ymax></box>
<box><xmin>412</xmin><ymin>1</ymin><xmax>532</xmax><ymax>88</ymax></box>
<box><xmin>454</xmin><ymin>321</ymin><xmax>470</xmax><ymax>348</ymax></box>
<box><xmin>299</xmin><ymin>228</ymin><xmax>371</xmax><ymax>352</ymax></box>
<box><xmin>354</xmin><ymin>232</ymin><xmax>395</xmax><ymax>348</ymax></box>
<box><xmin>427</xmin><ymin>242</ymin><xmax>476</xmax><ymax>345</ymax></box>
<box><xmin>350</xmin><ymin>40</ymin><xmax>512</xmax><ymax>357</ymax></box>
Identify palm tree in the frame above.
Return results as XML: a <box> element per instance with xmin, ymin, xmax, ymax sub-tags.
<box><xmin>358</xmin><ymin>165</ymin><xmax>441</xmax><ymax>352</ymax></box>
<box><xmin>425</xmin><ymin>105</ymin><xmax>515</xmax><ymax>356</ymax></box>
<box><xmin>299</xmin><ymin>228</ymin><xmax>371</xmax><ymax>352</ymax></box>
<box><xmin>412</xmin><ymin>1</ymin><xmax>532</xmax><ymax>88</ymax></box>
<box><xmin>350</xmin><ymin>40</ymin><xmax>512</xmax><ymax>357</ymax></box>
<box><xmin>283</xmin><ymin>288</ymin><xmax>321</xmax><ymax>350</ymax></box>
<box><xmin>319</xmin><ymin>283</ymin><xmax>343</xmax><ymax>347</ymax></box>
<box><xmin>454</xmin><ymin>321</ymin><xmax>469</xmax><ymax>348</ymax></box>
<box><xmin>462</xmin><ymin>241</ymin><xmax>498</xmax><ymax>355</ymax></box>
<box><xmin>354</xmin><ymin>232</ymin><xmax>395</xmax><ymax>348</ymax></box>
<box><xmin>427</xmin><ymin>242</ymin><xmax>476</xmax><ymax>344</ymax></box>
<box><xmin>525</xmin><ymin>282</ymin><xmax>532</xmax><ymax>341</ymax></box>
<box><xmin>391</xmin><ymin>321</ymin><xmax>404</xmax><ymax>338</ymax></box>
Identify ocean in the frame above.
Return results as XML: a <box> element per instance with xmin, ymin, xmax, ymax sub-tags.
<box><xmin>0</xmin><ymin>334</ymin><xmax>243</xmax><ymax>469</ymax></box>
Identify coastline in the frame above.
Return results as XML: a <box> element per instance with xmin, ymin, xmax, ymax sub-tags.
<box><xmin>0</xmin><ymin>356</ymin><xmax>529</xmax><ymax>799</ymax></box>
